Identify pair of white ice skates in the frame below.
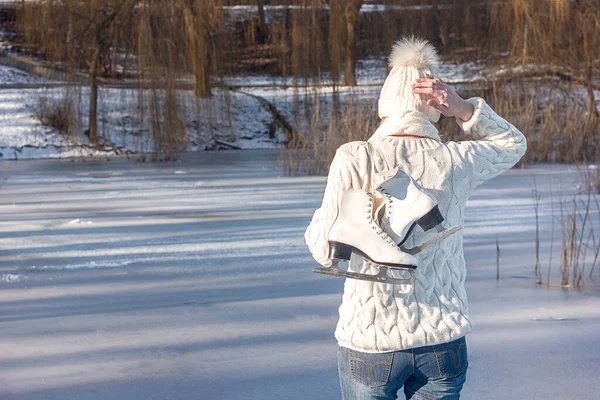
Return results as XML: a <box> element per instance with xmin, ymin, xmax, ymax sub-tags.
<box><xmin>313</xmin><ymin>169</ymin><xmax>461</xmax><ymax>285</ymax></box>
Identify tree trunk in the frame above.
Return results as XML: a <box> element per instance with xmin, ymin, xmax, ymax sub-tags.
<box><xmin>181</xmin><ymin>1</ymin><xmax>212</xmax><ymax>98</ymax></box>
<box><xmin>522</xmin><ymin>21</ymin><xmax>528</xmax><ymax>66</ymax></box>
<box><xmin>257</xmin><ymin>0</ymin><xmax>267</xmax><ymax>44</ymax></box>
<box><xmin>88</xmin><ymin>47</ymin><xmax>100</xmax><ymax>147</ymax></box>
<box><xmin>329</xmin><ymin>0</ymin><xmax>344</xmax><ymax>85</ymax></box>
<box><xmin>586</xmin><ymin>65</ymin><xmax>598</xmax><ymax>120</ymax></box>
<box><xmin>195</xmin><ymin>24</ymin><xmax>212</xmax><ymax>98</ymax></box>
<box><xmin>342</xmin><ymin>0</ymin><xmax>361</xmax><ymax>87</ymax></box>
<box><xmin>433</xmin><ymin>0</ymin><xmax>447</xmax><ymax>47</ymax></box>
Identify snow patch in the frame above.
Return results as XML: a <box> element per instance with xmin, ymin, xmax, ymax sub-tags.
<box><xmin>0</xmin><ymin>65</ymin><xmax>49</xmax><ymax>85</ymax></box>
<box><xmin>66</xmin><ymin>218</ymin><xmax>93</xmax><ymax>225</ymax></box>
<box><xmin>62</xmin><ymin>261</ymin><xmax>132</xmax><ymax>270</ymax></box>
<box><xmin>1</xmin><ymin>273</ymin><xmax>24</xmax><ymax>283</ymax></box>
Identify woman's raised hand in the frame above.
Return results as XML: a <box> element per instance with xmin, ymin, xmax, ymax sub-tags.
<box><xmin>411</xmin><ymin>73</ymin><xmax>474</xmax><ymax>122</ymax></box>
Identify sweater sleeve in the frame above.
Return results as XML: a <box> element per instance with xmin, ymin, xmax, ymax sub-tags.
<box><xmin>446</xmin><ymin>97</ymin><xmax>527</xmax><ymax>194</ymax></box>
<box><xmin>303</xmin><ymin>141</ymin><xmax>373</xmax><ymax>267</ymax></box>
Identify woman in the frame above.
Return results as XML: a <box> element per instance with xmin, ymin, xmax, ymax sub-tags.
<box><xmin>304</xmin><ymin>36</ymin><xmax>527</xmax><ymax>399</ymax></box>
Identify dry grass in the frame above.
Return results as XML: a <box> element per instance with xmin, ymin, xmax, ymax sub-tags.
<box><xmin>36</xmin><ymin>97</ymin><xmax>72</xmax><ymax>133</ymax></box>
<box><xmin>283</xmin><ymin>77</ymin><xmax>599</xmax><ymax>177</ymax></box>
<box><xmin>281</xmin><ymin>90</ymin><xmax>377</xmax><ymax>176</ymax></box>
<box><xmin>541</xmin><ymin>167</ymin><xmax>600</xmax><ymax>289</ymax></box>
<box><xmin>35</xmin><ymin>92</ymin><xmax>77</xmax><ymax>135</ymax></box>
<box><xmin>484</xmin><ymin>80</ymin><xmax>599</xmax><ymax>164</ymax></box>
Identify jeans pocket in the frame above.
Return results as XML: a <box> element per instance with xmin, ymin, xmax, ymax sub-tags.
<box><xmin>432</xmin><ymin>336</ymin><xmax>468</xmax><ymax>379</ymax></box>
<box><xmin>348</xmin><ymin>349</ymin><xmax>394</xmax><ymax>388</ymax></box>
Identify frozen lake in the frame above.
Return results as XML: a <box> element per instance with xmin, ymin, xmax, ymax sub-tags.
<box><xmin>1</xmin><ymin>150</ymin><xmax>599</xmax><ymax>399</ymax></box>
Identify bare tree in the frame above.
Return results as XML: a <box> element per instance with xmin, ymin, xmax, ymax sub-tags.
<box><xmin>32</xmin><ymin>0</ymin><xmax>137</xmax><ymax>146</ymax></box>
<box><xmin>72</xmin><ymin>1</ymin><xmax>137</xmax><ymax>146</ymax></box>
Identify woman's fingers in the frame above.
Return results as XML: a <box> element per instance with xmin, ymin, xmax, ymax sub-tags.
<box><xmin>414</xmin><ymin>74</ymin><xmax>443</xmax><ymax>86</ymax></box>
<box><xmin>412</xmin><ymin>74</ymin><xmax>452</xmax><ymax>114</ymax></box>
<box><xmin>412</xmin><ymin>87</ymin><xmax>434</xmax><ymax>94</ymax></box>
<box><xmin>426</xmin><ymin>73</ymin><xmax>443</xmax><ymax>83</ymax></box>
<box><xmin>427</xmin><ymin>99</ymin><xmax>449</xmax><ymax>114</ymax></box>
<box><xmin>412</xmin><ymin>80</ymin><xmax>434</xmax><ymax>88</ymax></box>
<box><xmin>410</xmin><ymin>74</ymin><xmax>455</xmax><ymax>116</ymax></box>
<box><xmin>415</xmin><ymin>93</ymin><xmax>434</xmax><ymax>102</ymax></box>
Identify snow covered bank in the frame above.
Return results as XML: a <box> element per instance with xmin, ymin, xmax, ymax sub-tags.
<box><xmin>219</xmin><ymin>58</ymin><xmax>486</xmax><ymax>87</ymax></box>
<box><xmin>0</xmin><ymin>56</ymin><xmax>493</xmax><ymax>161</ymax></box>
<box><xmin>0</xmin><ymin>84</ymin><xmax>282</xmax><ymax>160</ymax></box>
<box><xmin>0</xmin><ymin>65</ymin><xmax>48</xmax><ymax>85</ymax></box>
<box><xmin>0</xmin><ymin>59</ymin><xmax>597</xmax><ymax>161</ymax></box>
<box><xmin>1</xmin><ymin>152</ymin><xmax>599</xmax><ymax>399</ymax></box>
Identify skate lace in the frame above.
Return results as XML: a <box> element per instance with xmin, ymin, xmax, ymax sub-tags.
<box><xmin>366</xmin><ymin>193</ymin><xmax>396</xmax><ymax>247</ymax></box>
<box><xmin>377</xmin><ymin>187</ymin><xmax>393</xmax><ymax>219</ymax></box>
<box><xmin>374</xmin><ymin>199</ymin><xmax>387</xmax><ymax>223</ymax></box>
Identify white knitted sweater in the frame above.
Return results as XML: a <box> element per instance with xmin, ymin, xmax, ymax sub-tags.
<box><xmin>304</xmin><ymin>97</ymin><xmax>527</xmax><ymax>353</ymax></box>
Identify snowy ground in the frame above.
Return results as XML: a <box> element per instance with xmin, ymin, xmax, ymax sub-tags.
<box><xmin>0</xmin><ymin>65</ymin><xmax>48</xmax><ymax>85</ymax></box>
<box><xmin>1</xmin><ymin>151</ymin><xmax>599</xmax><ymax>399</ymax></box>
<box><xmin>0</xmin><ymin>83</ymin><xmax>283</xmax><ymax>160</ymax></box>
<box><xmin>0</xmin><ymin>57</ymin><xmax>491</xmax><ymax>161</ymax></box>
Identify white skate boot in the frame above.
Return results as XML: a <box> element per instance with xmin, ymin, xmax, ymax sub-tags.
<box><xmin>375</xmin><ymin>168</ymin><xmax>462</xmax><ymax>255</ymax></box>
<box><xmin>312</xmin><ymin>190</ymin><xmax>418</xmax><ymax>284</ymax></box>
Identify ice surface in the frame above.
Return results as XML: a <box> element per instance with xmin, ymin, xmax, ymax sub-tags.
<box><xmin>1</xmin><ymin>151</ymin><xmax>599</xmax><ymax>399</ymax></box>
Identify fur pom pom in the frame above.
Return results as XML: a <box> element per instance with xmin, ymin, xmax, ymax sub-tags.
<box><xmin>388</xmin><ymin>36</ymin><xmax>440</xmax><ymax>73</ymax></box>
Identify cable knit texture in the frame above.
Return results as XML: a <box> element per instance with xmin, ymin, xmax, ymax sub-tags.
<box><xmin>304</xmin><ymin>97</ymin><xmax>527</xmax><ymax>353</ymax></box>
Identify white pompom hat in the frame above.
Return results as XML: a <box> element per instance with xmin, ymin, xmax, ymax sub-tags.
<box><xmin>378</xmin><ymin>36</ymin><xmax>441</xmax><ymax>123</ymax></box>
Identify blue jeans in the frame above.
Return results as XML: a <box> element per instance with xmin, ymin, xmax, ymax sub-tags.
<box><xmin>337</xmin><ymin>336</ymin><xmax>468</xmax><ymax>400</ymax></box>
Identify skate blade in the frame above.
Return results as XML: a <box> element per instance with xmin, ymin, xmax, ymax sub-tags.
<box><xmin>401</xmin><ymin>225</ymin><xmax>462</xmax><ymax>255</ymax></box>
<box><xmin>313</xmin><ymin>263</ymin><xmax>415</xmax><ymax>285</ymax></box>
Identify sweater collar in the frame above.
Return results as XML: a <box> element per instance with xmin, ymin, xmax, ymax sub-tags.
<box><xmin>367</xmin><ymin>111</ymin><xmax>441</xmax><ymax>142</ymax></box>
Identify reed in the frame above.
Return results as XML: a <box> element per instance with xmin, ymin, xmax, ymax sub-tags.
<box><xmin>281</xmin><ymin>89</ymin><xmax>377</xmax><ymax>175</ymax></box>
<box><xmin>545</xmin><ymin>170</ymin><xmax>600</xmax><ymax>288</ymax></box>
